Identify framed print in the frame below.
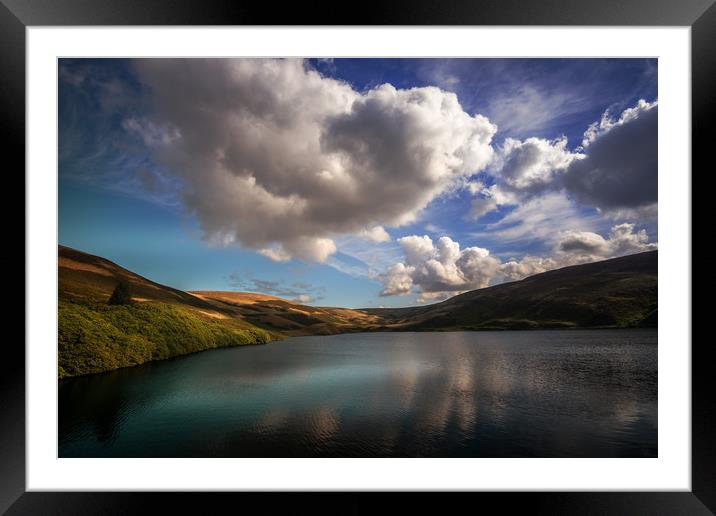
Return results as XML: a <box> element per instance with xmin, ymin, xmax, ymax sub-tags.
<box><xmin>4</xmin><ymin>0</ymin><xmax>710</xmax><ymax>513</ymax></box>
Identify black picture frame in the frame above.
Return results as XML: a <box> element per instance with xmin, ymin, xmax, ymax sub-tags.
<box><xmin>3</xmin><ymin>0</ymin><xmax>709</xmax><ymax>513</ymax></box>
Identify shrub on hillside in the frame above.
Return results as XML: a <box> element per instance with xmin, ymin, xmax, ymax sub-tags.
<box><xmin>108</xmin><ymin>280</ymin><xmax>132</xmax><ymax>305</ymax></box>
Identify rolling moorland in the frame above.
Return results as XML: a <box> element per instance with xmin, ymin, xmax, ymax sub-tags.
<box><xmin>58</xmin><ymin>245</ymin><xmax>657</xmax><ymax>378</ymax></box>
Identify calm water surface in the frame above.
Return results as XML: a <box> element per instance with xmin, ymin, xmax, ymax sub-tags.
<box><xmin>59</xmin><ymin>329</ymin><xmax>657</xmax><ymax>457</ymax></box>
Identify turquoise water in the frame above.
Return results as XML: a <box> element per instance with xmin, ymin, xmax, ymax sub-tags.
<box><xmin>59</xmin><ymin>329</ymin><xmax>657</xmax><ymax>457</ymax></box>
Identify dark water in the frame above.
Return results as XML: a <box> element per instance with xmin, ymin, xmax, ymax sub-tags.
<box><xmin>59</xmin><ymin>329</ymin><xmax>657</xmax><ymax>457</ymax></box>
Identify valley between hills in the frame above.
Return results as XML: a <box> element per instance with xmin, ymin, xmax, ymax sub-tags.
<box><xmin>58</xmin><ymin>245</ymin><xmax>657</xmax><ymax>378</ymax></box>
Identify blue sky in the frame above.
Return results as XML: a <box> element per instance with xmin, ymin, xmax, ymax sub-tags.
<box><xmin>59</xmin><ymin>58</ymin><xmax>658</xmax><ymax>308</ymax></box>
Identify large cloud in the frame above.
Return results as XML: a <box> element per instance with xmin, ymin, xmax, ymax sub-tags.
<box><xmin>132</xmin><ymin>59</ymin><xmax>496</xmax><ymax>262</ymax></box>
<box><xmin>562</xmin><ymin>100</ymin><xmax>657</xmax><ymax>214</ymax></box>
<box><xmin>468</xmin><ymin>99</ymin><xmax>657</xmax><ymax>221</ymax></box>
<box><xmin>381</xmin><ymin>224</ymin><xmax>656</xmax><ymax>300</ymax></box>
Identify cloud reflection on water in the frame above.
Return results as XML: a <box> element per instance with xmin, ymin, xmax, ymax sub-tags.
<box><xmin>59</xmin><ymin>330</ymin><xmax>657</xmax><ymax>457</ymax></box>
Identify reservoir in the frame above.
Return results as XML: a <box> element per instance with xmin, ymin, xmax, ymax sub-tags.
<box><xmin>59</xmin><ymin>329</ymin><xmax>657</xmax><ymax>457</ymax></box>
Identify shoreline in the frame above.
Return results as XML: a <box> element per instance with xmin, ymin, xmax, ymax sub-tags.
<box><xmin>58</xmin><ymin>326</ymin><xmax>658</xmax><ymax>381</ymax></box>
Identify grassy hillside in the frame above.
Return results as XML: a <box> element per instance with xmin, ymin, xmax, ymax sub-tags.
<box><xmin>58</xmin><ymin>246</ymin><xmax>276</xmax><ymax>378</ymax></box>
<box><xmin>58</xmin><ymin>300</ymin><xmax>272</xmax><ymax>378</ymax></box>
<box><xmin>365</xmin><ymin>251</ymin><xmax>657</xmax><ymax>331</ymax></box>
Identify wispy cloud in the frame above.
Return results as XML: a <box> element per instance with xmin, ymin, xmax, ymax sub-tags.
<box><xmin>471</xmin><ymin>192</ymin><xmax>599</xmax><ymax>248</ymax></box>
<box><xmin>332</xmin><ymin>236</ymin><xmax>405</xmax><ymax>278</ymax></box>
<box><xmin>484</xmin><ymin>85</ymin><xmax>589</xmax><ymax>137</ymax></box>
<box><xmin>226</xmin><ymin>272</ymin><xmax>326</xmax><ymax>304</ymax></box>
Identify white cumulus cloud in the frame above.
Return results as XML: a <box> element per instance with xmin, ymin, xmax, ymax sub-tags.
<box><xmin>380</xmin><ymin>263</ymin><xmax>415</xmax><ymax>296</ymax></box>
<box><xmin>468</xmin><ymin>137</ymin><xmax>582</xmax><ymax>220</ymax></box>
<box><xmin>133</xmin><ymin>58</ymin><xmax>497</xmax><ymax>262</ymax></box>
<box><xmin>380</xmin><ymin>235</ymin><xmax>501</xmax><ymax>299</ymax></box>
<box><xmin>495</xmin><ymin>136</ymin><xmax>581</xmax><ymax>191</ymax></box>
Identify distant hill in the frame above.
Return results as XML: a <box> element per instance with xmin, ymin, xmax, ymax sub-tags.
<box><xmin>364</xmin><ymin>251</ymin><xmax>657</xmax><ymax>330</ymax></box>
<box><xmin>58</xmin><ymin>246</ymin><xmax>657</xmax><ymax>378</ymax></box>
<box><xmin>190</xmin><ymin>291</ymin><xmax>383</xmax><ymax>336</ymax></box>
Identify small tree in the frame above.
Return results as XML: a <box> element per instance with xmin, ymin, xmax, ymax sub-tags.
<box><xmin>108</xmin><ymin>280</ymin><xmax>133</xmax><ymax>305</ymax></box>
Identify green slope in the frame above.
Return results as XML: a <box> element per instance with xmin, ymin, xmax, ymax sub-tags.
<box><xmin>58</xmin><ymin>246</ymin><xmax>275</xmax><ymax>378</ymax></box>
<box><xmin>58</xmin><ymin>300</ymin><xmax>272</xmax><ymax>378</ymax></box>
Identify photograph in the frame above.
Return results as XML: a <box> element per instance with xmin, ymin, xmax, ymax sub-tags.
<box><xmin>0</xmin><ymin>0</ymin><xmax>709</xmax><ymax>504</ymax></box>
<box><xmin>57</xmin><ymin>57</ymin><xmax>659</xmax><ymax>459</ymax></box>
